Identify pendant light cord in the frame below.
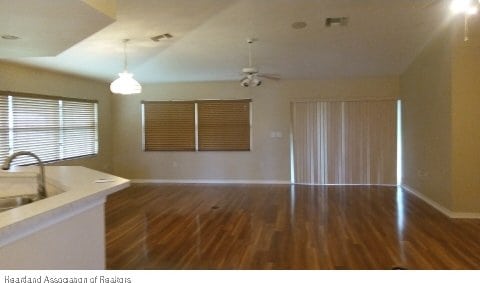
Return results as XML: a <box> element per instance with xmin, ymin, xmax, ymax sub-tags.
<box><xmin>123</xmin><ymin>39</ymin><xmax>130</xmax><ymax>71</ymax></box>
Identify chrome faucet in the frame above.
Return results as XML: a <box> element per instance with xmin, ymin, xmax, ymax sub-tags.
<box><xmin>1</xmin><ymin>151</ymin><xmax>47</xmax><ymax>199</ymax></box>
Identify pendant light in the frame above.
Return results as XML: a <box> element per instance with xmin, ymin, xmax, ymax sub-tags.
<box><xmin>110</xmin><ymin>39</ymin><xmax>142</xmax><ymax>95</ymax></box>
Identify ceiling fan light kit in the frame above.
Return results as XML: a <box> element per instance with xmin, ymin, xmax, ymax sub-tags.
<box><xmin>241</xmin><ymin>75</ymin><xmax>262</xmax><ymax>87</ymax></box>
<box><xmin>110</xmin><ymin>39</ymin><xmax>142</xmax><ymax>95</ymax></box>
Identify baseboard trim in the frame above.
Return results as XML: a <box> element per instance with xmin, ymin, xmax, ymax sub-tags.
<box><xmin>401</xmin><ymin>184</ymin><xmax>480</xmax><ymax>219</ymax></box>
<box><xmin>131</xmin><ymin>179</ymin><xmax>292</xmax><ymax>185</ymax></box>
<box><xmin>294</xmin><ymin>182</ymin><xmax>397</xmax><ymax>187</ymax></box>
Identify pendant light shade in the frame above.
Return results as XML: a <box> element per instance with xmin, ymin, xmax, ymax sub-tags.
<box><xmin>110</xmin><ymin>39</ymin><xmax>142</xmax><ymax>95</ymax></box>
<box><xmin>110</xmin><ymin>71</ymin><xmax>142</xmax><ymax>95</ymax></box>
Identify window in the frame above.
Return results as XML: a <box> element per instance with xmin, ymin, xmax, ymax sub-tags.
<box><xmin>142</xmin><ymin>101</ymin><xmax>196</xmax><ymax>151</ymax></box>
<box><xmin>197</xmin><ymin>100</ymin><xmax>251</xmax><ymax>151</ymax></box>
<box><xmin>0</xmin><ymin>92</ymin><xmax>98</xmax><ymax>166</ymax></box>
<box><xmin>61</xmin><ymin>100</ymin><xmax>98</xmax><ymax>159</ymax></box>
<box><xmin>0</xmin><ymin>95</ymin><xmax>9</xmax><ymax>162</ymax></box>
<box><xmin>142</xmin><ymin>99</ymin><xmax>251</xmax><ymax>151</ymax></box>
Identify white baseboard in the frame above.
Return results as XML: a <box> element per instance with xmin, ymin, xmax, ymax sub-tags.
<box><xmin>131</xmin><ymin>179</ymin><xmax>291</xmax><ymax>185</ymax></box>
<box><xmin>401</xmin><ymin>184</ymin><xmax>480</xmax><ymax>219</ymax></box>
<box><xmin>294</xmin><ymin>182</ymin><xmax>397</xmax><ymax>187</ymax></box>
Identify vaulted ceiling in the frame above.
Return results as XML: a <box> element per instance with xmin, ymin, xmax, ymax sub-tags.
<box><xmin>0</xmin><ymin>0</ymin><xmax>456</xmax><ymax>84</ymax></box>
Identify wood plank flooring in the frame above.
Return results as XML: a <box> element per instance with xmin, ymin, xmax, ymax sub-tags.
<box><xmin>105</xmin><ymin>183</ymin><xmax>480</xmax><ymax>269</ymax></box>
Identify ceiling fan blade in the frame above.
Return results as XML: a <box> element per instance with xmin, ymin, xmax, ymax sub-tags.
<box><xmin>258</xmin><ymin>73</ymin><xmax>281</xmax><ymax>80</ymax></box>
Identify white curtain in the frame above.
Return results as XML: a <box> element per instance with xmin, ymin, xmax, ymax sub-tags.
<box><xmin>292</xmin><ymin>99</ymin><xmax>397</xmax><ymax>185</ymax></box>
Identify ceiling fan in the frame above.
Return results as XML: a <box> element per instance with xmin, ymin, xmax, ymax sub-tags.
<box><xmin>240</xmin><ymin>38</ymin><xmax>280</xmax><ymax>87</ymax></box>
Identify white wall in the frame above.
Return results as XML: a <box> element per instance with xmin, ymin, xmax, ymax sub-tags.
<box><xmin>111</xmin><ymin>77</ymin><xmax>399</xmax><ymax>182</ymax></box>
<box><xmin>0</xmin><ymin>204</ymin><xmax>105</xmax><ymax>269</ymax></box>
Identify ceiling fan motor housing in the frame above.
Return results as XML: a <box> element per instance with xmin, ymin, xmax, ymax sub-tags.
<box><xmin>242</xmin><ymin>67</ymin><xmax>258</xmax><ymax>74</ymax></box>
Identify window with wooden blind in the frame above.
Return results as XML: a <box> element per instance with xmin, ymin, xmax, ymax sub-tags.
<box><xmin>197</xmin><ymin>100</ymin><xmax>251</xmax><ymax>151</ymax></box>
<box><xmin>142</xmin><ymin>99</ymin><xmax>251</xmax><ymax>151</ymax></box>
<box><xmin>142</xmin><ymin>101</ymin><xmax>196</xmax><ymax>151</ymax></box>
<box><xmin>0</xmin><ymin>92</ymin><xmax>98</xmax><ymax>166</ymax></box>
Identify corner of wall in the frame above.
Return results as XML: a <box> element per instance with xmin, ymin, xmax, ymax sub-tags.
<box><xmin>399</xmin><ymin>24</ymin><xmax>454</xmax><ymax>212</ymax></box>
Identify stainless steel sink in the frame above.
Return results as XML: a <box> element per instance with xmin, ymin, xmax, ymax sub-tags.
<box><xmin>0</xmin><ymin>195</ymin><xmax>38</xmax><ymax>212</ymax></box>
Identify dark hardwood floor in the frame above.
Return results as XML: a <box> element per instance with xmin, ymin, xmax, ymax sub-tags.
<box><xmin>105</xmin><ymin>183</ymin><xmax>480</xmax><ymax>269</ymax></box>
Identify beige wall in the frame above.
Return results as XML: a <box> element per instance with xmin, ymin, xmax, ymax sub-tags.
<box><xmin>401</xmin><ymin>19</ymin><xmax>480</xmax><ymax>214</ymax></box>
<box><xmin>0</xmin><ymin>62</ymin><xmax>112</xmax><ymax>173</ymax></box>
<box><xmin>451</xmin><ymin>22</ymin><xmax>480</xmax><ymax>213</ymax></box>
<box><xmin>400</xmin><ymin>27</ymin><xmax>453</xmax><ymax>210</ymax></box>
<box><xmin>111</xmin><ymin>77</ymin><xmax>399</xmax><ymax>181</ymax></box>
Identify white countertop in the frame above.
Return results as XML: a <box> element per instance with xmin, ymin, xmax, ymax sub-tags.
<box><xmin>0</xmin><ymin>166</ymin><xmax>130</xmax><ymax>247</ymax></box>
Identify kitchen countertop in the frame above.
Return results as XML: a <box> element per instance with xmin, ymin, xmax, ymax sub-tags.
<box><xmin>0</xmin><ymin>166</ymin><xmax>130</xmax><ymax>247</ymax></box>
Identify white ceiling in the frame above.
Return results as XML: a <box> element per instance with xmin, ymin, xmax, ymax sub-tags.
<box><xmin>0</xmin><ymin>0</ymin><xmax>114</xmax><ymax>57</ymax></box>
<box><xmin>0</xmin><ymin>0</ymin><xmax>453</xmax><ymax>84</ymax></box>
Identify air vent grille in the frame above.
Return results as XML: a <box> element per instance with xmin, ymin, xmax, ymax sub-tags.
<box><xmin>325</xmin><ymin>17</ymin><xmax>349</xmax><ymax>27</ymax></box>
<box><xmin>151</xmin><ymin>33</ymin><xmax>173</xmax><ymax>42</ymax></box>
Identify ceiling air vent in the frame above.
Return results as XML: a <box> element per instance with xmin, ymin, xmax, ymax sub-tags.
<box><xmin>291</xmin><ymin>21</ymin><xmax>307</xmax><ymax>30</ymax></box>
<box><xmin>151</xmin><ymin>33</ymin><xmax>173</xmax><ymax>42</ymax></box>
<box><xmin>1</xmin><ymin>34</ymin><xmax>20</xmax><ymax>40</ymax></box>
<box><xmin>325</xmin><ymin>17</ymin><xmax>349</xmax><ymax>27</ymax></box>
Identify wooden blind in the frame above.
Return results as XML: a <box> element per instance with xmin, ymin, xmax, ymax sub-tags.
<box><xmin>197</xmin><ymin>100</ymin><xmax>251</xmax><ymax>151</ymax></box>
<box><xmin>143</xmin><ymin>101</ymin><xmax>195</xmax><ymax>151</ymax></box>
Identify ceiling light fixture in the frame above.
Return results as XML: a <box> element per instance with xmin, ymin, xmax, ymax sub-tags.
<box><xmin>449</xmin><ymin>0</ymin><xmax>480</xmax><ymax>41</ymax></box>
<box><xmin>450</xmin><ymin>0</ymin><xmax>478</xmax><ymax>14</ymax></box>
<box><xmin>110</xmin><ymin>39</ymin><xmax>142</xmax><ymax>95</ymax></box>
